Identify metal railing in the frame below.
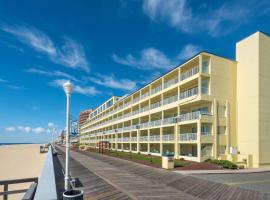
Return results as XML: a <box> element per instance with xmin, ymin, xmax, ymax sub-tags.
<box><xmin>164</xmin><ymin>77</ymin><xmax>179</xmax><ymax>89</ymax></box>
<box><xmin>140</xmin><ymin>106</ymin><xmax>149</xmax><ymax>113</ymax></box>
<box><xmin>151</xmin><ymin>84</ymin><xmax>162</xmax><ymax>94</ymax></box>
<box><xmin>179</xmin><ymin>133</ymin><xmax>197</xmax><ymax>141</ymax></box>
<box><xmin>149</xmin><ymin>135</ymin><xmax>160</xmax><ymax>141</ymax></box>
<box><xmin>178</xmin><ymin>111</ymin><xmax>201</xmax><ymax>122</ymax></box>
<box><xmin>162</xmin><ymin>134</ymin><xmax>175</xmax><ymax>141</ymax></box>
<box><xmin>149</xmin><ymin>119</ymin><xmax>162</xmax><ymax>127</ymax></box>
<box><xmin>180</xmin><ymin>66</ymin><xmax>199</xmax><ymax>81</ymax></box>
<box><xmin>150</xmin><ymin>101</ymin><xmax>162</xmax><ymax>109</ymax></box>
<box><xmin>180</xmin><ymin>87</ymin><xmax>198</xmax><ymax>100</ymax></box>
<box><xmin>163</xmin><ymin>95</ymin><xmax>178</xmax><ymax>105</ymax></box>
<box><xmin>141</xmin><ymin>92</ymin><xmax>149</xmax><ymax>100</ymax></box>
<box><xmin>162</xmin><ymin>117</ymin><xmax>176</xmax><ymax>125</ymax></box>
<box><xmin>140</xmin><ymin>136</ymin><xmax>148</xmax><ymax>142</ymax></box>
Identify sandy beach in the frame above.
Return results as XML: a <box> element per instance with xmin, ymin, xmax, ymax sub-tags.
<box><xmin>0</xmin><ymin>144</ymin><xmax>46</xmax><ymax>199</ymax></box>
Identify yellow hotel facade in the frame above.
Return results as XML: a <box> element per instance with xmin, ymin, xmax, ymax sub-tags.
<box><xmin>79</xmin><ymin>31</ymin><xmax>270</xmax><ymax>168</ymax></box>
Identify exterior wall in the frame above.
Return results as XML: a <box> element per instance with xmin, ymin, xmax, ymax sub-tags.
<box><xmin>236</xmin><ymin>32</ymin><xmax>270</xmax><ymax>167</ymax></box>
<box><xmin>258</xmin><ymin>33</ymin><xmax>270</xmax><ymax>166</ymax></box>
<box><xmin>236</xmin><ymin>32</ymin><xmax>260</xmax><ymax>167</ymax></box>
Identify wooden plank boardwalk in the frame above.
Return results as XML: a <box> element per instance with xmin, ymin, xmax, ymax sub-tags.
<box><xmin>56</xmin><ymin>146</ymin><xmax>269</xmax><ymax>200</ymax></box>
<box><xmin>55</xmin><ymin>148</ymin><xmax>131</xmax><ymax>200</ymax></box>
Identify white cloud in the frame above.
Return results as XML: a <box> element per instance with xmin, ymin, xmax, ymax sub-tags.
<box><xmin>88</xmin><ymin>74</ymin><xmax>137</xmax><ymax>91</ymax></box>
<box><xmin>112</xmin><ymin>44</ymin><xmax>201</xmax><ymax>70</ymax></box>
<box><xmin>5</xmin><ymin>124</ymin><xmax>55</xmax><ymax>134</ymax></box>
<box><xmin>0</xmin><ymin>78</ymin><xmax>7</xmax><ymax>83</ymax></box>
<box><xmin>32</xmin><ymin>127</ymin><xmax>46</xmax><ymax>134</ymax></box>
<box><xmin>48</xmin><ymin>122</ymin><xmax>55</xmax><ymax>128</ymax></box>
<box><xmin>142</xmin><ymin>0</ymin><xmax>269</xmax><ymax>36</ymax></box>
<box><xmin>177</xmin><ymin>44</ymin><xmax>201</xmax><ymax>60</ymax></box>
<box><xmin>18</xmin><ymin>126</ymin><xmax>32</xmax><ymax>133</ymax></box>
<box><xmin>1</xmin><ymin>25</ymin><xmax>90</xmax><ymax>72</ymax></box>
<box><xmin>50</xmin><ymin>79</ymin><xmax>100</xmax><ymax>96</ymax></box>
<box><xmin>112</xmin><ymin>48</ymin><xmax>173</xmax><ymax>70</ymax></box>
<box><xmin>5</xmin><ymin>126</ymin><xmax>16</xmax><ymax>132</ymax></box>
<box><xmin>25</xmin><ymin>68</ymin><xmax>78</xmax><ymax>81</ymax></box>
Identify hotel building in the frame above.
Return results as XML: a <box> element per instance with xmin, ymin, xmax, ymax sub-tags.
<box><xmin>79</xmin><ymin>31</ymin><xmax>270</xmax><ymax>168</ymax></box>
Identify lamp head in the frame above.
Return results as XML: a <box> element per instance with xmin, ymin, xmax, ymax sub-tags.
<box><xmin>63</xmin><ymin>81</ymin><xmax>74</xmax><ymax>95</ymax></box>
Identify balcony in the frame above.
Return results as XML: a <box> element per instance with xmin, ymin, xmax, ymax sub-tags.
<box><xmin>133</xmin><ymin>97</ymin><xmax>140</xmax><ymax>103</ymax></box>
<box><xmin>180</xmin><ymin>66</ymin><xmax>199</xmax><ymax>81</ymax></box>
<box><xmin>140</xmin><ymin>122</ymin><xmax>149</xmax><ymax>129</ymax></box>
<box><xmin>179</xmin><ymin>133</ymin><xmax>197</xmax><ymax>141</ymax></box>
<box><xmin>132</xmin><ymin>109</ymin><xmax>140</xmax><ymax>115</ymax></box>
<box><xmin>150</xmin><ymin>135</ymin><xmax>160</xmax><ymax>141</ymax></box>
<box><xmin>140</xmin><ymin>106</ymin><xmax>149</xmax><ymax>113</ymax></box>
<box><xmin>162</xmin><ymin>134</ymin><xmax>175</xmax><ymax>141</ymax></box>
<box><xmin>163</xmin><ymin>95</ymin><xmax>178</xmax><ymax>105</ymax></box>
<box><xmin>149</xmin><ymin>119</ymin><xmax>162</xmax><ymax>127</ymax></box>
<box><xmin>131</xmin><ymin>124</ymin><xmax>139</xmax><ymax>130</ymax></box>
<box><xmin>141</xmin><ymin>92</ymin><xmax>150</xmax><ymax>100</ymax></box>
<box><xmin>151</xmin><ymin>84</ymin><xmax>162</xmax><ymax>95</ymax></box>
<box><xmin>131</xmin><ymin>137</ymin><xmax>137</xmax><ymax>142</ymax></box>
<box><xmin>178</xmin><ymin>111</ymin><xmax>200</xmax><ymax>122</ymax></box>
<box><xmin>123</xmin><ymin>126</ymin><xmax>131</xmax><ymax>132</ymax></box>
<box><xmin>122</xmin><ymin>137</ymin><xmax>130</xmax><ymax>142</ymax></box>
<box><xmin>180</xmin><ymin>87</ymin><xmax>198</xmax><ymax>100</ymax></box>
<box><xmin>150</xmin><ymin>101</ymin><xmax>162</xmax><ymax>109</ymax></box>
<box><xmin>117</xmin><ymin>138</ymin><xmax>122</xmax><ymax>142</ymax></box>
<box><xmin>162</xmin><ymin>117</ymin><xmax>176</xmax><ymax>125</ymax></box>
<box><xmin>164</xmin><ymin>77</ymin><xmax>179</xmax><ymax>89</ymax></box>
<box><xmin>140</xmin><ymin>136</ymin><xmax>148</xmax><ymax>142</ymax></box>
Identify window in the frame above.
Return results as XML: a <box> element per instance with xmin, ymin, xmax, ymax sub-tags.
<box><xmin>202</xmin><ymin>59</ymin><xmax>209</xmax><ymax>73</ymax></box>
<box><xmin>218</xmin><ymin>126</ymin><xmax>226</xmax><ymax>134</ymax></box>
<box><xmin>201</xmin><ymin>125</ymin><xmax>210</xmax><ymax>135</ymax></box>
<box><xmin>218</xmin><ymin>145</ymin><xmax>227</xmax><ymax>155</ymax></box>
<box><xmin>201</xmin><ymin>80</ymin><xmax>209</xmax><ymax>94</ymax></box>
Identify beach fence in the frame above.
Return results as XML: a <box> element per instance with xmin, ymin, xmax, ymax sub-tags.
<box><xmin>0</xmin><ymin>146</ymin><xmax>57</xmax><ymax>200</ymax></box>
<box><xmin>0</xmin><ymin>177</ymin><xmax>38</xmax><ymax>200</ymax></box>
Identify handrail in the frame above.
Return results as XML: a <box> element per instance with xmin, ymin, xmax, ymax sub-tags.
<box><xmin>0</xmin><ymin>177</ymin><xmax>38</xmax><ymax>200</ymax></box>
<box><xmin>34</xmin><ymin>146</ymin><xmax>57</xmax><ymax>200</ymax></box>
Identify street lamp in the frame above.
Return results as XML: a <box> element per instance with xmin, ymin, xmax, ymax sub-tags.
<box><xmin>63</xmin><ymin>80</ymin><xmax>73</xmax><ymax>190</ymax></box>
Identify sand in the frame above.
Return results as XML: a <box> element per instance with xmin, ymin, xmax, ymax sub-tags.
<box><xmin>0</xmin><ymin>144</ymin><xmax>46</xmax><ymax>200</ymax></box>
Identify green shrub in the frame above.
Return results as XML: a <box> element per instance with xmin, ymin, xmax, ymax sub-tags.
<box><xmin>208</xmin><ymin>159</ymin><xmax>237</xmax><ymax>169</ymax></box>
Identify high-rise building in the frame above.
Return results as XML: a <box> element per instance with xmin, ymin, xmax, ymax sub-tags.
<box><xmin>79</xmin><ymin>31</ymin><xmax>270</xmax><ymax>168</ymax></box>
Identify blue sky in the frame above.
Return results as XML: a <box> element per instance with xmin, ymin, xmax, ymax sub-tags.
<box><xmin>0</xmin><ymin>0</ymin><xmax>270</xmax><ymax>143</ymax></box>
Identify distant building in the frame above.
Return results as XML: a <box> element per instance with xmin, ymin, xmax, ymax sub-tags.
<box><xmin>79</xmin><ymin>109</ymin><xmax>93</xmax><ymax>127</ymax></box>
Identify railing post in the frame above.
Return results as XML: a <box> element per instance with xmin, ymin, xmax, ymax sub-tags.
<box><xmin>4</xmin><ymin>183</ymin><xmax>8</xmax><ymax>200</ymax></box>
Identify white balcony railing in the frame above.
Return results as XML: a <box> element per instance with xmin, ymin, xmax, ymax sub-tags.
<box><xmin>163</xmin><ymin>95</ymin><xmax>178</xmax><ymax>105</ymax></box>
<box><xmin>164</xmin><ymin>77</ymin><xmax>179</xmax><ymax>89</ymax></box>
<box><xmin>133</xmin><ymin>97</ymin><xmax>140</xmax><ymax>103</ymax></box>
<box><xmin>179</xmin><ymin>133</ymin><xmax>197</xmax><ymax>141</ymax></box>
<box><xmin>151</xmin><ymin>84</ymin><xmax>162</xmax><ymax>94</ymax></box>
<box><xmin>141</xmin><ymin>92</ymin><xmax>149</xmax><ymax>100</ymax></box>
<box><xmin>150</xmin><ymin>101</ymin><xmax>162</xmax><ymax>109</ymax></box>
<box><xmin>140</xmin><ymin>136</ymin><xmax>148</xmax><ymax>142</ymax></box>
<box><xmin>162</xmin><ymin>117</ymin><xmax>176</xmax><ymax>125</ymax></box>
<box><xmin>178</xmin><ymin>111</ymin><xmax>201</xmax><ymax>122</ymax></box>
<box><xmin>180</xmin><ymin>87</ymin><xmax>198</xmax><ymax>100</ymax></box>
<box><xmin>133</xmin><ymin>109</ymin><xmax>140</xmax><ymax>115</ymax></box>
<box><xmin>140</xmin><ymin>122</ymin><xmax>149</xmax><ymax>129</ymax></box>
<box><xmin>150</xmin><ymin>135</ymin><xmax>160</xmax><ymax>141</ymax></box>
<box><xmin>162</xmin><ymin>134</ymin><xmax>175</xmax><ymax>141</ymax></box>
<box><xmin>123</xmin><ymin>137</ymin><xmax>130</xmax><ymax>142</ymax></box>
<box><xmin>149</xmin><ymin>119</ymin><xmax>162</xmax><ymax>127</ymax></box>
<box><xmin>140</xmin><ymin>106</ymin><xmax>149</xmax><ymax>113</ymax></box>
<box><xmin>131</xmin><ymin>137</ymin><xmax>137</xmax><ymax>142</ymax></box>
<box><xmin>180</xmin><ymin>66</ymin><xmax>199</xmax><ymax>81</ymax></box>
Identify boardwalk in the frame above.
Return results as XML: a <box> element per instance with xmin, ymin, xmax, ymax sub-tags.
<box><xmin>55</xmin><ymin>146</ymin><xmax>269</xmax><ymax>200</ymax></box>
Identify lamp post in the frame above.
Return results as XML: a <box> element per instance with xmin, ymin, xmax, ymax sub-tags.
<box><xmin>63</xmin><ymin>81</ymin><xmax>73</xmax><ymax>191</ymax></box>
